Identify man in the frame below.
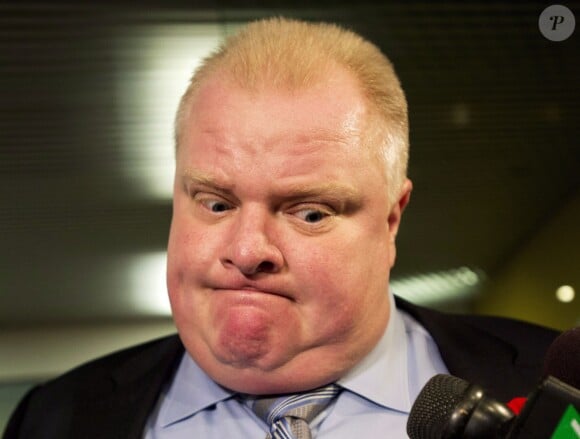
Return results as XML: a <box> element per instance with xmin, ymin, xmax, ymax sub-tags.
<box><xmin>4</xmin><ymin>18</ymin><xmax>557</xmax><ymax>439</ymax></box>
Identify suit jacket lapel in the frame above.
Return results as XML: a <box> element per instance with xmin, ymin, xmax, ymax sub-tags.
<box><xmin>70</xmin><ymin>335</ymin><xmax>184</xmax><ymax>439</ymax></box>
<box><xmin>395</xmin><ymin>296</ymin><xmax>545</xmax><ymax>401</ymax></box>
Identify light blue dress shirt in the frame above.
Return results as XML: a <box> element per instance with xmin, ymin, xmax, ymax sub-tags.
<box><xmin>143</xmin><ymin>294</ymin><xmax>449</xmax><ymax>438</ymax></box>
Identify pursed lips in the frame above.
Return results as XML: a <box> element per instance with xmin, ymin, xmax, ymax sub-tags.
<box><xmin>211</xmin><ymin>285</ymin><xmax>294</xmax><ymax>301</ymax></box>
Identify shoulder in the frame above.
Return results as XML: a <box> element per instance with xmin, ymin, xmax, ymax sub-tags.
<box><xmin>4</xmin><ymin>334</ymin><xmax>183</xmax><ymax>439</ymax></box>
<box><xmin>38</xmin><ymin>334</ymin><xmax>183</xmax><ymax>392</ymax></box>
<box><xmin>450</xmin><ymin>311</ymin><xmax>558</xmax><ymax>350</ymax></box>
<box><xmin>395</xmin><ymin>295</ymin><xmax>559</xmax><ymax>354</ymax></box>
<box><xmin>395</xmin><ymin>296</ymin><xmax>560</xmax><ymax>399</ymax></box>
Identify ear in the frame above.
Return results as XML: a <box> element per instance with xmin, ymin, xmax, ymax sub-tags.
<box><xmin>388</xmin><ymin>179</ymin><xmax>412</xmax><ymax>236</ymax></box>
<box><xmin>387</xmin><ymin>179</ymin><xmax>412</xmax><ymax>267</ymax></box>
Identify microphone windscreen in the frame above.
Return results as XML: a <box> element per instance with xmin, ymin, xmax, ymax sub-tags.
<box><xmin>543</xmin><ymin>326</ymin><xmax>580</xmax><ymax>389</ymax></box>
<box><xmin>407</xmin><ymin>374</ymin><xmax>469</xmax><ymax>439</ymax></box>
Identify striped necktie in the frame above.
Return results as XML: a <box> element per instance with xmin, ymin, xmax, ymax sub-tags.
<box><xmin>248</xmin><ymin>384</ymin><xmax>341</xmax><ymax>439</ymax></box>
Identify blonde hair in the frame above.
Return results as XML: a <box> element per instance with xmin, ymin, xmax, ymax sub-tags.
<box><xmin>175</xmin><ymin>17</ymin><xmax>409</xmax><ymax>203</ymax></box>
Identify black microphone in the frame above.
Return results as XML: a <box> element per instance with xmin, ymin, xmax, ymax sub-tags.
<box><xmin>507</xmin><ymin>375</ymin><xmax>579</xmax><ymax>438</ymax></box>
<box><xmin>408</xmin><ymin>327</ymin><xmax>580</xmax><ymax>438</ymax></box>
<box><xmin>407</xmin><ymin>373</ymin><xmax>580</xmax><ymax>439</ymax></box>
<box><xmin>406</xmin><ymin>374</ymin><xmax>514</xmax><ymax>439</ymax></box>
<box><xmin>508</xmin><ymin>326</ymin><xmax>580</xmax><ymax>438</ymax></box>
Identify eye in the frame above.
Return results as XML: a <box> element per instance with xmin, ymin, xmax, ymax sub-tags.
<box><xmin>190</xmin><ymin>190</ymin><xmax>235</xmax><ymax>215</ymax></box>
<box><xmin>202</xmin><ymin>199</ymin><xmax>233</xmax><ymax>213</ymax></box>
<box><xmin>293</xmin><ymin>207</ymin><xmax>332</xmax><ymax>223</ymax></box>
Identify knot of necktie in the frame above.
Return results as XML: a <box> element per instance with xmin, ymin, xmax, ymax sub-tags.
<box><xmin>246</xmin><ymin>384</ymin><xmax>341</xmax><ymax>439</ymax></box>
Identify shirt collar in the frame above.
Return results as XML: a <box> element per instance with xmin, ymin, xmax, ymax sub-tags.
<box><xmin>160</xmin><ymin>293</ymin><xmax>413</xmax><ymax>426</ymax></box>
<box><xmin>158</xmin><ymin>352</ymin><xmax>236</xmax><ymax>427</ymax></box>
<box><xmin>337</xmin><ymin>292</ymin><xmax>413</xmax><ymax>413</ymax></box>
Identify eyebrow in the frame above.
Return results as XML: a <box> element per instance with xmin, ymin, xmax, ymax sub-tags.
<box><xmin>182</xmin><ymin>171</ymin><xmax>234</xmax><ymax>191</ymax></box>
<box><xmin>182</xmin><ymin>170</ymin><xmax>360</xmax><ymax>202</ymax></box>
<box><xmin>277</xmin><ymin>182</ymin><xmax>360</xmax><ymax>202</ymax></box>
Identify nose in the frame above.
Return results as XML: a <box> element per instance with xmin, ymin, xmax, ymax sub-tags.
<box><xmin>221</xmin><ymin>207</ymin><xmax>284</xmax><ymax>276</ymax></box>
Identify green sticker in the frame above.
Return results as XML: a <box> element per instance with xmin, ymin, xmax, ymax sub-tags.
<box><xmin>551</xmin><ymin>404</ymin><xmax>580</xmax><ymax>439</ymax></box>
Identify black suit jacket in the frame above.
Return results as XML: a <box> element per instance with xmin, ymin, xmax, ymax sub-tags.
<box><xmin>3</xmin><ymin>298</ymin><xmax>559</xmax><ymax>439</ymax></box>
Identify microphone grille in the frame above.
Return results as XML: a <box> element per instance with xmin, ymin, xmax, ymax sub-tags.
<box><xmin>407</xmin><ymin>374</ymin><xmax>470</xmax><ymax>439</ymax></box>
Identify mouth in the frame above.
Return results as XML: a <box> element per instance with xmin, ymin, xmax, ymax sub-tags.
<box><xmin>212</xmin><ymin>285</ymin><xmax>293</xmax><ymax>301</ymax></box>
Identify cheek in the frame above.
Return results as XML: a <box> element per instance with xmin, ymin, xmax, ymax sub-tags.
<box><xmin>295</xmin><ymin>234</ymin><xmax>390</xmax><ymax>325</ymax></box>
<box><xmin>300</xmin><ymin>233</ymin><xmax>390</xmax><ymax>290</ymax></box>
<box><xmin>168</xmin><ymin>212</ymin><xmax>216</xmax><ymax>271</ymax></box>
<box><xmin>166</xmin><ymin>217</ymin><xmax>209</xmax><ymax>309</ymax></box>
<box><xmin>166</xmin><ymin>221</ymin><xmax>210</xmax><ymax>341</ymax></box>
<box><xmin>296</xmin><ymin>247</ymin><xmax>362</xmax><ymax>319</ymax></box>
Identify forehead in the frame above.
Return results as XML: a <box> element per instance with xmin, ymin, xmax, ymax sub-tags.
<box><xmin>187</xmin><ymin>68</ymin><xmax>368</xmax><ymax>139</ymax></box>
<box><xmin>177</xmin><ymin>69</ymin><xmax>388</xmax><ymax>194</ymax></box>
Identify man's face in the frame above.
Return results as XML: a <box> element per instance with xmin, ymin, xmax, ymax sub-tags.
<box><xmin>167</xmin><ymin>68</ymin><xmax>411</xmax><ymax>394</ymax></box>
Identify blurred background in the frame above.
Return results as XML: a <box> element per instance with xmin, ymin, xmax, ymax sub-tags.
<box><xmin>1</xmin><ymin>0</ymin><xmax>578</xmax><ymax>430</ymax></box>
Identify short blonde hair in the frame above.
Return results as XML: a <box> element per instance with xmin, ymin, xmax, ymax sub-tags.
<box><xmin>175</xmin><ymin>17</ymin><xmax>409</xmax><ymax>203</ymax></box>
